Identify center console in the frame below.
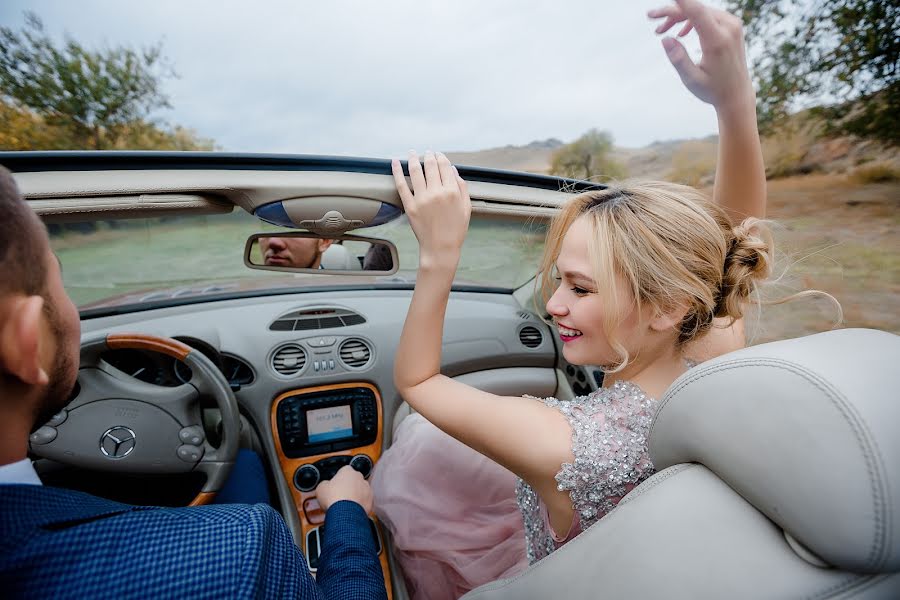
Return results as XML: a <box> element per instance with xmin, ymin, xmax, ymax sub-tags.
<box><xmin>270</xmin><ymin>382</ymin><xmax>392</xmax><ymax>597</ymax></box>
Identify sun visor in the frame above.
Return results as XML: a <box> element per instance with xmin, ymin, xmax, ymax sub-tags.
<box><xmin>254</xmin><ymin>196</ymin><xmax>402</xmax><ymax>234</ymax></box>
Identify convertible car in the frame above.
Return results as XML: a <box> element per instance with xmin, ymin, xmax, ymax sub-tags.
<box><xmin>4</xmin><ymin>151</ymin><xmax>899</xmax><ymax>599</ymax></box>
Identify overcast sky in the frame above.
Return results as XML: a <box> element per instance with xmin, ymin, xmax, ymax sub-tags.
<box><xmin>2</xmin><ymin>0</ymin><xmax>729</xmax><ymax>156</ymax></box>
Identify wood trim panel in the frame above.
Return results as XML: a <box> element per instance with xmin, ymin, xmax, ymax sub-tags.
<box><xmin>188</xmin><ymin>491</ymin><xmax>215</xmax><ymax>506</ymax></box>
<box><xmin>270</xmin><ymin>382</ymin><xmax>392</xmax><ymax>597</ymax></box>
<box><xmin>107</xmin><ymin>333</ymin><xmax>192</xmax><ymax>360</ymax></box>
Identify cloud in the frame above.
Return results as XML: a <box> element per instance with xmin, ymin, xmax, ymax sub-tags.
<box><xmin>1</xmin><ymin>0</ymin><xmax>723</xmax><ymax>156</ymax></box>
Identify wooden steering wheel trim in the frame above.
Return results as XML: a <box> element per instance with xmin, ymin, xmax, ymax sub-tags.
<box><xmin>107</xmin><ymin>333</ymin><xmax>193</xmax><ymax>361</ymax></box>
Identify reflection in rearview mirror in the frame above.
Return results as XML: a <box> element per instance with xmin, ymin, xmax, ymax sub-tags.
<box><xmin>244</xmin><ymin>232</ymin><xmax>397</xmax><ymax>274</ymax></box>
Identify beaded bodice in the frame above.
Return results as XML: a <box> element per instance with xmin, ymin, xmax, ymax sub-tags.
<box><xmin>515</xmin><ymin>381</ymin><xmax>658</xmax><ymax>564</ymax></box>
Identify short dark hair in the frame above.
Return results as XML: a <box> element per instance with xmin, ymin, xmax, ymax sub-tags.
<box><xmin>0</xmin><ymin>165</ymin><xmax>48</xmax><ymax>296</ymax></box>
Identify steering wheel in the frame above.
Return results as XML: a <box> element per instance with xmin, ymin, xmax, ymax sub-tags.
<box><xmin>29</xmin><ymin>333</ymin><xmax>240</xmax><ymax>506</ymax></box>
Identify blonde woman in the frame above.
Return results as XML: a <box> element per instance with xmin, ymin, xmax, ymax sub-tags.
<box><xmin>373</xmin><ymin>1</ymin><xmax>772</xmax><ymax>598</ymax></box>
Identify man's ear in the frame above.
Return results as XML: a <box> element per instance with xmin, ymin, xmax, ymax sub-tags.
<box><xmin>317</xmin><ymin>238</ymin><xmax>334</xmax><ymax>253</ymax></box>
<box><xmin>649</xmin><ymin>303</ymin><xmax>689</xmax><ymax>334</ymax></box>
<box><xmin>0</xmin><ymin>295</ymin><xmax>49</xmax><ymax>386</ymax></box>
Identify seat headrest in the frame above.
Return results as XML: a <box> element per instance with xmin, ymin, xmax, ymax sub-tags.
<box><xmin>320</xmin><ymin>244</ymin><xmax>357</xmax><ymax>270</ymax></box>
<box><xmin>650</xmin><ymin>328</ymin><xmax>900</xmax><ymax>573</ymax></box>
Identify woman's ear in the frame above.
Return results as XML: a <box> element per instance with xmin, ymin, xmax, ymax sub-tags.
<box><xmin>649</xmin><ymin>303</ymin><xmax>689</xmax><ymax>333</ymax></box>
<box><xmin>0</xmin><ymin>295</ymin><xmax>49</xmax><ymax>386</ymax></box>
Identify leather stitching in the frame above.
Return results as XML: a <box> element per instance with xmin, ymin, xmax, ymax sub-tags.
<box><xmin>651</xmin><ymin>357</ymin><xmax>889</xmax><ymax>570</ymax></box>
<box><xmin>809</xmin><ymin>572</ymin><xmax>895</xmax><ymax>599</ymax></box>
<box><xmin>462</xmin><ymin>464</ymin><xmax>704</xmax><ymax>596</ymax></box>
<box><xmin>617</xmin><ymin>463</ymin><xmax>693</xmax><ymax>505</ymax></box>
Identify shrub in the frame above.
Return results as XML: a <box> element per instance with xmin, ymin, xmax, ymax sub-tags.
<box><xmin>849</xmin><ymin>162</ymin><xmax>900</xmax><ymax>184</ymax></box>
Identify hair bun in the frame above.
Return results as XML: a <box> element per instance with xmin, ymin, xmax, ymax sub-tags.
<box><xmin>715</xmin><ymin>218</ymin><xmax>773</xmax><ymax>319</ymax></box>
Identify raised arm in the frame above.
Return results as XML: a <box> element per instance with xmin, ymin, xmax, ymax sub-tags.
<box><xmin>390</xmin><ymin>152</ymin><xmax>574</xmax><ymax>525</ymax></box>
<box><xmin>650</xmin><ymin>0</ymin><xmax>765</xmax><ymax>358</ymax></box>
<box><xmin>650</xmin><ymin>0</ymin><xmax>766</xmax><ymax>222</ymax></box>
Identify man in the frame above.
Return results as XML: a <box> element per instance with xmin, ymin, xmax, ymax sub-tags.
<box><xmin>0</xmin><ymin>166</ymin><xmax>388</xmax><ymax>599</ymax></box>
<box><xmin>261</xmin><ymin>235</ymin><xmax>334</xmax><ymax>268</ymax></box>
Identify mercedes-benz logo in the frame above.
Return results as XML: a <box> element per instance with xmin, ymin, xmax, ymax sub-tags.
<box><xmin>100</xmin><ymin>426</ymin><xmax>136</xmax><ymax>459</ymax></box>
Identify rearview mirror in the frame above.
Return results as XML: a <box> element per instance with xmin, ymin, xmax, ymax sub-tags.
<box><xmin>244</xmin><ymin>232</ymin><xmax>398</xmax><ymax>275</ymax></box>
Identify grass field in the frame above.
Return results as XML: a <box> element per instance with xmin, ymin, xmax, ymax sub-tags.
<box><xmin>50</xmin><ymin>212</ymin><xmax>548</xmax><ymax>307</ymax></box>
<box><xmin>749</xmin><ymin>175</ymin><xmax>899</xmax><ymax>342</ymax></box>
<box><xmin>51</xmin><ymin>174</ymin><xmax>898</xmax><ymax>345</ymax></box>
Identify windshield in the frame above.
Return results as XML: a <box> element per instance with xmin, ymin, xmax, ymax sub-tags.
<box><xmin>50</xmin><ymin>209</ymin><xmax>548</xmax><ymax>312</ymax></box>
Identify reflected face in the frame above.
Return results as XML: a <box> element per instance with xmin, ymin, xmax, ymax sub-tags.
<box><xmin>545</xmin><ymin>216</ymin><xmax>651</xmax><ymax>369</ymax></box>
<box><xmin>260</xmin><ymin>236</ymin><xmax>333</xmax><ymax>269</ymax></box>
<box><xmin>36</xmin><ymin>248</ymin><xmax>81</xmax><ymax>425</ymax></box>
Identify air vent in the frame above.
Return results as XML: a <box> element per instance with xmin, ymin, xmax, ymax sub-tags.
<box><xmin>339</xmin><ymin>339</ymin><xmax>372</xmax><ymax>369</ymax></box>
<box><xmin>269</xmin><ymin>307</ymin><xmax>367</xmax><ymax>331</ymax></box>
<box><xmin>271</xmin><ymin>344</ymin><xmax>307</xmax><ymax>376</ymax></box>
<box><xmin>519</xmin><ymin>325</ymin><xmax>543</xmax><ymax>348</ymax></box>
<box><xmin>517</xmin><ymin>310</ymin><xmax>534</xmax><ymax>320</ymax></box>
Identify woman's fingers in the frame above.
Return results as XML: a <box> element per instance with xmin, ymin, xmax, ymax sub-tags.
<box><xmin>655</xmin><ymin>15</ymin><xmax>683</xmax><ymax>34</ymax></box>
<box><xmin>391</xmin><ymin>159</ymin><xmax>415</xmax><ymax>209</ymax></box>
<box><xmin>455</xmin><ymin>168</ymin><xmax>471</xmax><ymax>217</ymax></box>
<box><xmin>423</xmin><ymin>150</ymin><xmax>441</xmax><ymax>186</ymax></box>
<box><xmin>677</xmin><ymin>20</ymin><xmax>694</xmax><ymax>37</ymax></box>
<box><xmin>647</xmin><ymin>5</ymin><xmax>683</xmax><ymax>19</ymax></box>
<box><xmin>436</xmin><ymin>152</ymin><xmax>456</xmax><ymax>191</ymax></box>
<box><xmin>662</xmin><ymin>36</ymin><xmax>706</xmax><ymax>97</ymax></box>
<box><xmin>408</xmin><ymin>150</ymin><xmax>426</xmax><ymax>193</ymax></box>
<box><xmin>673</xmin><ymin>0</ymin><xmax>716</xmax><ymax>32</ymax></box>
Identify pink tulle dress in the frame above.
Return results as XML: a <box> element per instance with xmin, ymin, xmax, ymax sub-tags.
<box><xmin>371</xmin><ymin>380</ymin><xmax>658</xmax><ymax>599</ymax></box>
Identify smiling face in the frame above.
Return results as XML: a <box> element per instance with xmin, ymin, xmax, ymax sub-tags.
<box><xmin>260</xmin><ymin>236</ymin><xmax>333</xmax><ymax>268</ymax></box>
<box><xmin>545</xmin><ymin>215</ymin><xmax>653</xmax><ymax>370</ymax></box>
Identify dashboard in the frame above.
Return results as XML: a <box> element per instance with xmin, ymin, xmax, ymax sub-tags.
<box><xmin>102</xmin><ymin>342</ymin><xmax>255</xmax><ymax>389</ymax></box>
<box><xmin>77</xmin><ymin>288</ymin><xmax>568</xmax><ymax>591</ymax></box>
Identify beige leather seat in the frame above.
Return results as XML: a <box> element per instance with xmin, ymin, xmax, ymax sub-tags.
<box><xmin>462</xmin><ymin>328</ymin><xmax>900</xmax><ymax>599</ymax></box>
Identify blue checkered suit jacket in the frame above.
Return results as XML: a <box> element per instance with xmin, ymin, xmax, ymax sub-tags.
<box><xmin>0</xmin><ymin>484</ymin><xmax>388</xmax><ymax>600</ymax></box>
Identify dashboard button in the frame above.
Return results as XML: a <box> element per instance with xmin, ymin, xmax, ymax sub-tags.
<box><xmin>350</xmin><ymin>454</ymin><xmax>373</xmax><ymax>478</ymax></box>
<box><xmin>294</xmin><ymin>464</ymin><xmax>320</xmax><ymax>492</ymax></box>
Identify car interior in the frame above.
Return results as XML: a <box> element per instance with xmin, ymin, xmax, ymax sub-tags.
<box><xmin>5</xmin><ymin>152</ymin><xmax>899</xmax><ymax>599</ymax></box>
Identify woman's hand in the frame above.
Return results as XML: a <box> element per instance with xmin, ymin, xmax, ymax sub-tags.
<box><xmin>392</xmin><ymin>151</ymin><xmax>471</xmax><ymax>267</ymax></box>
<box><xmin>648</xmin><ymin>0</ymin><xmax>754</xmax><ymax>114</ymax></box>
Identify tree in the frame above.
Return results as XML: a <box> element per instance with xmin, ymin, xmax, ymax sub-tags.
<box><xmin>0</xmin><ymin>12</ymin><xmax>174</xmax><ymax>149</ymax></box>
<box><xmin>727</xmin><ymin>0</ymin><xmax>899</xmax><ymax>145</ymax></box>
<box><xmin>548</xmin><ymin>129</ymin><xmax>626</xmax><ymax>181</ymax></box>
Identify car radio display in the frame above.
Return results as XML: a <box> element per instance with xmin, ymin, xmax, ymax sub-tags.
<box><xmin>306</xmin><ymin>405</ymin><xmax>353</xmax><ymax>443</ymax></box>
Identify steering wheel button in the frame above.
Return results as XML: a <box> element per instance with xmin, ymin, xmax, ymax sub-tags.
<box><xmin>29</xmin><ymin>426</ymin><xmax>58</xmax><ymax>445</ymax></box>
<box><xmin>179</xmin><ymin>426</ymin><xmax>205</xmax><ymax>446</ymax></box>
<box><xmin>46</xmin><ymin>410</ymin><xmax>68</xmax><ymax>427</ymax></box>
<box><xmin>176</xmin><ymin>444</ymin><xmax>204</xmax><ymax>463</ymax></box>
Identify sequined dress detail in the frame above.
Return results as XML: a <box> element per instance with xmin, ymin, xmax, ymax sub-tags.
<box><xmin>515</xmin><ymin>380</ymin><xmax>657</xmax><ymax>564</ymax></box>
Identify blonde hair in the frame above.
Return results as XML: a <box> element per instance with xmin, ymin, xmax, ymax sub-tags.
<box><xmin>538</xmin><ymin>180</ymin><xmax>828</xmax><ymax>371</ymax></box>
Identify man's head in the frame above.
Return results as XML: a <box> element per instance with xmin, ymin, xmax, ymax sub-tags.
<box><xmin>259</xmin><ymin>235</ymin><xmax>333</xmax><ymax>269</ymax></box>
<box><xmin>0</xmin><ymin>166</ymin><xmax>81</xmax><ymax>435</ymax></box>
